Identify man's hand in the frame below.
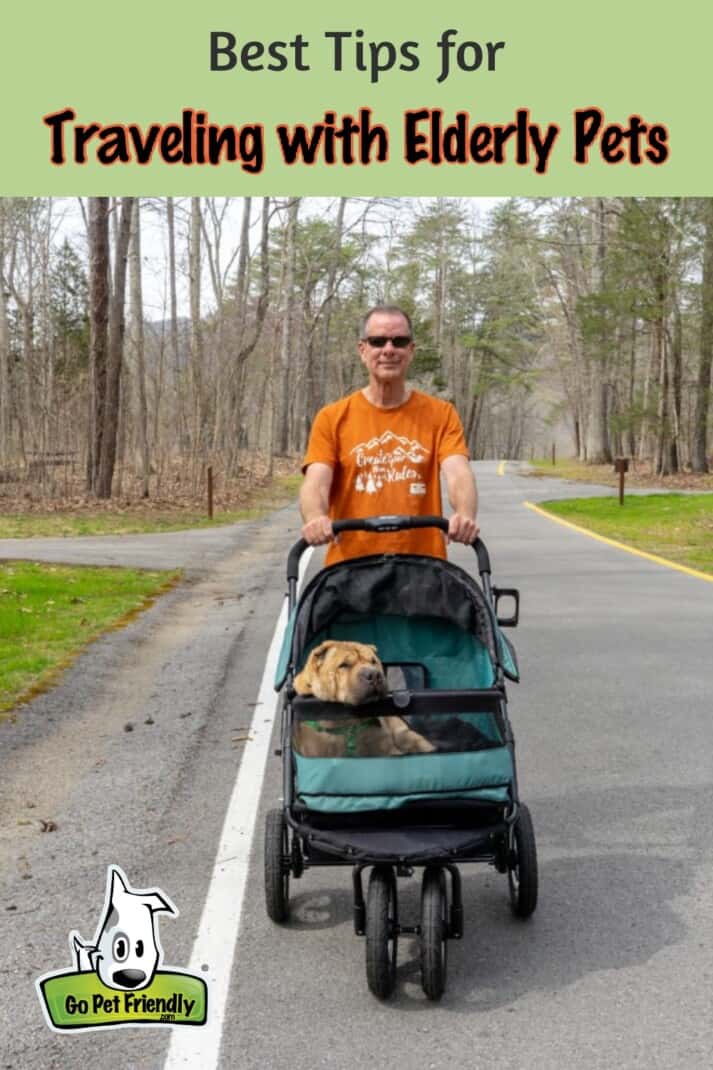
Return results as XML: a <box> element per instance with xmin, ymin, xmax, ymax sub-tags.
<box><xmin>301</xmin><ymin>515</ymin><xmax>335</xmax><ymax>546</ymax></box>
<box><xmin>447</xmin><ymin>513</ymin><xmax>480</xmax><ymax>545</ymax></box>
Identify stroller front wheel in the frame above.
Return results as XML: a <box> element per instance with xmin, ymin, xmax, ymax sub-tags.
<box><xmin>420</xmin><ymin>866</ymin><xmax>448</xmax><ymax>1000</ymax></box>
<box><xmin>264</xmin><ymin>808</ymin><xmax>290</xmax><ymax>924</ymax></box>
<box><xmin>366</xmin><ymin>866</ymin><xmax>398</xmax><ymax>999</ymax></box>
<box><xmin>508</xmin><ymin>803</ymin><xmax>538</xmax><ymax>919</ymax></box>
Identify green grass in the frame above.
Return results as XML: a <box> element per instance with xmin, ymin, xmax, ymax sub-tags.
<box><xmin>0</xmin><ymin>474</ymin><xmax>303</xmax><ymax>539</ymax></box>
<box><xmin>529</xmin><ymin>457</ymin><xmax>617</xmax><ymax>484</ymax></box>
<box><xmin>539</xmin><ymin>494</ymin><xmax>713</xmax><ymax>575</ymax></box>
<box><xmin>0</xmin><ymin>562</ymin><xmax>180</xmax><ymax>713</ymax></box>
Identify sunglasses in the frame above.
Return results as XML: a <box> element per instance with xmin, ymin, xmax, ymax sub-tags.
<box><xmin>363</xmin><ymin>335</ymin><xmax>412</xmax><ymax>349</ymax></box>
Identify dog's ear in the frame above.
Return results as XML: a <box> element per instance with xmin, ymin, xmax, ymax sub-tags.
<box><xmin>308</xmin><ymin>640</ymin><xmax>334</xmax><ymax>666</ymax></box>
<box><xmin>293</xmin><ymin>668</ymin><xmax>312</xmax><ymax>695</ymax></box>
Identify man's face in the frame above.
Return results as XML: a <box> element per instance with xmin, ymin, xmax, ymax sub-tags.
<box><xmin>358</xmin><ymin>312</ymin><xmax>415</xmax><ymax>384</ymax></box>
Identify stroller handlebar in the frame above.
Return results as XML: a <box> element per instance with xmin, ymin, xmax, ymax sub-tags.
<box><xmin>287</xmin><ymin>515</ymin><xmax>490</xmax><ymax>582</ymax></box>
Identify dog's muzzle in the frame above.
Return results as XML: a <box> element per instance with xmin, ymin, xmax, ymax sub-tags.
<box><xmin>356</xmin><ymin>666</ymin><xmax>387</xmax><ymax>701</ymax></box>
<box><xmin>112</xmin><ymin>969</ymin><xmax>147</xmax><ymax>988</ymax></box>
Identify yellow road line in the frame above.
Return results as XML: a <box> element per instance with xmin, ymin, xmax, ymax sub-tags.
<box><xmin>524</xmin><ymin>500</ymin><xmax>713</xmax><ymax>585</ymax></box>
<box><xmin>497</xmin><ymin>460</ymin><xmax>507</xmax><ymax>477</ymax></box>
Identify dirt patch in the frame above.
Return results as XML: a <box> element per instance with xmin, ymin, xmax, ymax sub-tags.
<box><xmin>0</xmin><ymin>451</ymin><xmax>301</xmax><ymax>520</ymax></box>
<box><xmin>527</xmin><ymin>459</ymin><xmax>713</xmax><ymax>492</ymax></box>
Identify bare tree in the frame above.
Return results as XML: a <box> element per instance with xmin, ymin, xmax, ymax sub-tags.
<box><xmin>129</xmin><ymin>199</ymin><xmax>150</xmax><ymax>496</ymax></box>
<box><xmin>273</xmin><ymin>197</ymin><xmax>300</xmax><ymax>456</ymax></box>
<box><xmin>88</xmin><ymin>197</ymin><xmax>110</xmax><ymax>491</ymax></box>
<box><xmin>96</xmin><ymin>197</ymin><xmax>134</xmax><ymax>498</ymax></box>
<box><xmin>188</xmin><ymin>197</ymin><xmax>205</xmax><ymax>464</ymax></box>
<box><xmin>692</xmin><ymin>198</ymin><xmax>713</xmax><ymax>472</ymax></box>
<box><xmin>0</xmin><ymin>202</ymin><xmax>11</xmax><ymax>466</ymax></box>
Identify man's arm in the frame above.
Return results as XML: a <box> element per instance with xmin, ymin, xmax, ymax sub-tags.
<box><xmin>441</xmin><ymin>454</ymin><xmax>480</xmax><ymax>544</ymax></box>
<box><xmin>299</xmin><ymin>462</ymin><xmax>335</xmax><ymax>545</ymax></box>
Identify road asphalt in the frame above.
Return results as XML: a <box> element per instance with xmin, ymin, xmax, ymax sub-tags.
<box><xmin>1</xmin><ymin>461</ymin><xmax>711</xmax><ymax>1070</ymax></box>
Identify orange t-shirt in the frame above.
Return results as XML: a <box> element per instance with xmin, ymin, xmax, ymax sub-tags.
<box><xmin>302</xmin><ymin>389</ymin><xmax>469</xmax><ymax>565</ymax></box>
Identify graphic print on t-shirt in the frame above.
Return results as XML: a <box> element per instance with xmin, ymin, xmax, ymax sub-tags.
<box><xmin>350</xmin><ymin>430</ymin><xmax>429</xmax><ymax>497</ymax></box>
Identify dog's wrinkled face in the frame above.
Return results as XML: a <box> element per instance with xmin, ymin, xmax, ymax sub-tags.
<box><xmin>294</xmin><ymin>640</ymin><xmax>387</xmax><ymax>705</ymax></box>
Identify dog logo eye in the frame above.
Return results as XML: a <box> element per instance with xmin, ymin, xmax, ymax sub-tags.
<box><xmin>112</xmin><ymin>932</ymin><xmax>130</xmax><ymax>962</ymax></box>
<box><xmin>135</xmin><ymin>940</ymin><xmax>144</xmax><ymax>957</ymax></box>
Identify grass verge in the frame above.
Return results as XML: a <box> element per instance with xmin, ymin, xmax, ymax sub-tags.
<box><xmin>538</xmin><ymin>494</ymin><xmax>713</xmax><ymax>575</ymax></box>
<box><xmin>0</xmin><ymin>474</ymin><xmax>302</xmax><ymax>539</ymax></box>
<box><xmin>0</xmin><ymin>562</ymin><xmax>180</xmax><ymax>715</ymax></box>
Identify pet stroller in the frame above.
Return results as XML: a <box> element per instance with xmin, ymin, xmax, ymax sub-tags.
<box><xmin>266</xmin><ymin>516</ymin><xmax>537</xmax><ymax>1000</ymax></box>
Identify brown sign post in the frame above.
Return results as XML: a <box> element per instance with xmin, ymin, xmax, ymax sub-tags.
<box><xmin>614</xmin><ymin>457</ymin><xmax>629</xmax><ymax>505</ymax></box>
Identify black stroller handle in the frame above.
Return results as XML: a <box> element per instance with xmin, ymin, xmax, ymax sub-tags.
<box><xmin>287</xmin><ymin>515</ymin><xmax>490</xmax><ymax>582</ymax></box>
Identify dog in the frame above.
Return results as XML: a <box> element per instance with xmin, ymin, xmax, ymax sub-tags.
<box><xmin>293</xmin><ymin>639</ymin><xmax>435</xmax><ymax>758</ymax></box>
<box><xmin>71</xmin><ymin>866</ymin><xmax>176</xmax><ymax>990</ymax></box>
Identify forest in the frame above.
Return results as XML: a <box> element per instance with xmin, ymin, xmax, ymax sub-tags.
<box><xmin>0</xmin><ymin>196</ymin><xmax>711</xmax><ymax>504</ymax></box>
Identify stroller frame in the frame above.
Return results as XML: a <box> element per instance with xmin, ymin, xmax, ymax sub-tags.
<box><xmin>265</xmin><ymin>515</ymin><xmax>537</xmax><ymax>1001</ymax></box>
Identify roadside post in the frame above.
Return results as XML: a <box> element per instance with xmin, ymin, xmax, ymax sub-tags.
<box><xmin>614</xmin><ymin>457</ymin><xmax>629</xmax><ymax>505</ymax></box>
<box><xmin>207</xmin><ymin>466</ymin><xmax>214</xmax><ymax>519</ymax></box>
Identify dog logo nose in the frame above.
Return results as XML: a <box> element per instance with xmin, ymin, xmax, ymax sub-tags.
<box><xmin>112</xmin><ymin>969</ymin><xmax>147</xmax><ymax>989</ymax></box>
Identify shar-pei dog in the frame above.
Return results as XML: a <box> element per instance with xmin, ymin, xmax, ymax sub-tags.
<box><xmin>293</xmin><ymin>639</ymin><xmax>435</xmax><ymax>758</ymax></box>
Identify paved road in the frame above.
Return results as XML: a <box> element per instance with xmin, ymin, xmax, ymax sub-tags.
<box><xmin>0</xmin><ymin>511</ymin><xmax>298</xmax><ymax>571</ymax></box>
<box><xmin>2</xmin><ymin>463</ymin><xmax>712</xmax><ymax>1069</ymax></box>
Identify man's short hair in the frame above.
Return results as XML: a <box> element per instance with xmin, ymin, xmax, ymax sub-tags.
<box><xmin>359</xmin><ymin>305</ymin><xmax>414</xmax><ymax>340</ymax></box>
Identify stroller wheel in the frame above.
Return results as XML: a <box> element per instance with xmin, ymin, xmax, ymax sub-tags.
<box><xmin>508</xmin><ymin>803</ymin><xmax>538</xmax><ymax>919</ymax></box>
<box><xmin>264</xmin><ymin>808</ymin><xmax>290</xmax><ymax>924</ymax></box>
<box><xmin>366</xmin><ymin>866</ymin><xmax>398</xmax><ymax>999</ymax></box>
<box><xmin>420</xmin><ymin>867</ymin><xmax>448</xmax><ymax>1001</ymax></box>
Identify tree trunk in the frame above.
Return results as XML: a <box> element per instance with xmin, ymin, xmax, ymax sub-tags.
<box><xmin>0</xmin><ymin>203</ymin><xmax>11</xmax><ymax>465</ymax></box>
<box><xmin>166</xmin><ymin>197</ymin><xmax>185</xmax><ymax>450</ymax></box>
<box><xmin>692</xmin><ymin>199</ymin><xmax>713</xmax><ymax>472</ymax></box>
<box><xmin>130</xmin><ymin>199</ymin><xmax>150</xmax><ymax>496</ymax></box>
<box><xmin>315</xmin><ymin>196</ymin><xmax>347</xmax><ymax>415</ymax></box>
<box><xmin>274</xmin><ymin>197</ymin><xmax>300</xmax><ymax>456</ymax></box>
<box><xmin>587</xmin><ymin>199</ymin><xmax>611</xmax><ymax>464</ymax></box>
<box><xmin>88</xmin><ymin>197</ymin><xmax>110</xmax><ymax>491</ymax></box>
<box><xmin>96</xmin><ymin>197</ymin><xmax>134</xmax><ymax>498</ymax></box>
<box><xmin>668</xmin><ymin>303</ymin><xmax>682</xmax><ymax>472</ymax></box>
<box><xmin>188</xmin><ymin>197</ymin><xmax>205</xmax><ymax>466</ymax></box>
<box><xmin>653</xmin><ymin>315</ymin><xmax>669</xmax><ymax>477</ymax></box>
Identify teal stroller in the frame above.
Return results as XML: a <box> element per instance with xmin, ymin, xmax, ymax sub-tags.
<box><xmin>266</xmin><ymin>516</ymin><xmax>537</xmax><ymax>1000</ymax></box>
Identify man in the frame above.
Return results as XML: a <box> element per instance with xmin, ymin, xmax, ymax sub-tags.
<box><xmin>300</xmin><ymin>305</ymin><xmax>479</xmax><ymax>565</ymax></box>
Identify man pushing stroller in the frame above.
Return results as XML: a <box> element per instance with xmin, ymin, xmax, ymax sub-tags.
<box><xmin>299</xmin><ymin>305</ymin><xmax>479</xmax><ymax>560</ymax></box>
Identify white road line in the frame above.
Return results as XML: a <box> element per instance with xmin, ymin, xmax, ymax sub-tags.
<box><xmin>163</xmin><ymin>548</ymin><xmax>313</xmax><ymax>1069</ymax></box>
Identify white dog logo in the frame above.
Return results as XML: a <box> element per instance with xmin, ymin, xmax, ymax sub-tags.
<box><xmin>70</xmin><ymin>865</ymin><xmax>176</xmax><ymax>991</ymax></box>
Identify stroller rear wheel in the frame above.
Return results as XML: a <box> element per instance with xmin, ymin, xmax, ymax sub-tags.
<box><xmin>366</xmin><ymin>866</ymin><xmax>398</xmax><ymax>999</ymax></box>
<box><xmin>264</xmin><ymin>808</ymin><xmax>290</xmax><ymax>923</ymax></box>
<box><xmin>508</xmin><ymin>803</ymin><xmax>538</xmax><ymax>919</ymax></box>
<box><xmin>420</xmin><ymin>866</ymin><xmax>448</xmax><ymax>1001</ymax></box>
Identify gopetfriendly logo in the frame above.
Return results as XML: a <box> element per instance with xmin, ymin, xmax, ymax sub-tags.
<box><xmin>36</xmin><ymin>865</ymin><xmax>207</xmax><ymax>1032</ymax></box>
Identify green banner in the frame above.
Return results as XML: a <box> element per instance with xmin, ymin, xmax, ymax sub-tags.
<box><xmin>1</xmin><ymin>0</ymin><xmax>711</xmax><ymax>193</ymax></box>
<box><xmin>38</xmin><ymin>970</ymin><xmax>207</xmax><ymax>1031</ymax></box>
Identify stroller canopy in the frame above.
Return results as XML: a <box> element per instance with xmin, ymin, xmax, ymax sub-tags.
<box><xmin>275</xmin><ymin>554</ymin><xmax>518</xmax><ymax>689</ymax></box>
